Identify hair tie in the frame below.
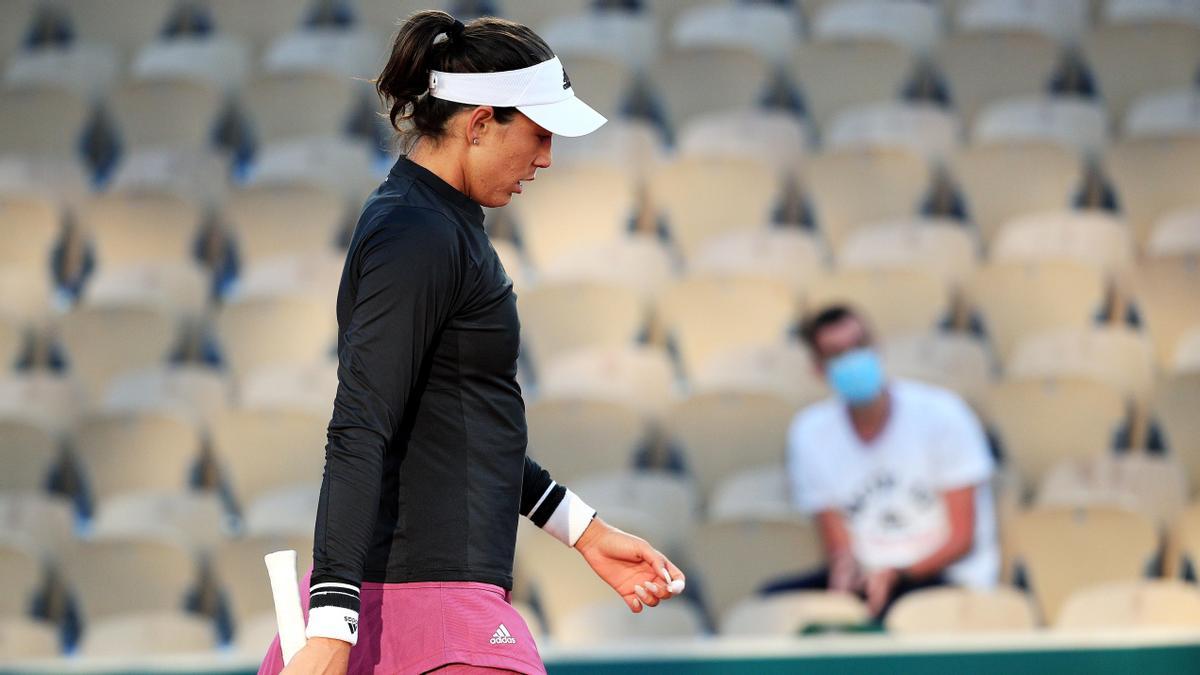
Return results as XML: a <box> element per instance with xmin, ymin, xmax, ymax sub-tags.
<box><xmin>433</xmin><ymin>18</ymin><xmax>465</xmax><ymax>46</ymax></box>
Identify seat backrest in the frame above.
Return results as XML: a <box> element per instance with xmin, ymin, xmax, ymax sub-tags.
<box><xmin>1056</xmin><ymin>580</ymin><xmax>1200</xmax><ymax>630</ymax></box>
<box><xmin>209</xmin><ymin>406</ymin><xmax>329</xmax><ymax>508</ymax></box>
<box><xmin>525</xmin><ymin>397</ymin><xmax>646</xmax><ymax>483</ymax></box>
<box><xmin>885</xmin><ymin>586</ymin><xmax>1038</xmax><ymax>634</ymax></box>
<box><xmin>72</xmin><ymin>411</ymin><xmax>201</xmax><ymax>503</ymax></box>
<box><xmin>62</xmin><ymin>537</ymin><xmax>198</xmax><ymax>620</ymax></box>
<box><xmin>804</xmin><ymin>148</ymin><xmax>930</xmax><ymax>248</ymax></box>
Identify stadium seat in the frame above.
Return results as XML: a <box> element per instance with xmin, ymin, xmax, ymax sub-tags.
<box><xmin>131</xmin><ymin>35</ymin><xmax>250</xmax><ymax>94</ymax></box>
<box><xmin>492</xmin><ymin>0</ymin><xmax>590</xmax><ymax>32</ymax></box>
<box><xmin>881</xmin><ymin>332</ymin><xmax>996</xmax><ymax>409</ymax></box>
<box><xmin>239</xmin><ymin>359</ymin><xmax>337</xmax><ymax>413</ymax></box>
<box><xmin>1103</xmin><ymin>0</ymin><xmax>1200</xmax><ymax>26</ymax></box>
<box><xmin>102</xmin><ymin>366</ymin><xmax>231</xmax><ymax>427</ymax></box>
<box><xmin>539</xmin><ymin>9</ymin><xmax>657</xmax><ymax>70</ymax></box>
<box><xmin>1008</xmin><ymin>506</ymin><xmax>1158</xmax><ymax>624</ymax></box>
<box><xmin>202</xmin><ymin>0</ymin><xmax>316</xmax><ymax>53</ymax></box>
<box><xmin>688</xmin><ymin>517</ymin><xmax>824</xmax><ymax>622</ymax></box>
<box><xmin>106</xmin><ymin>147</ymin><xmax>230</xmax><ymax>209</ymax></box>
<box><xmin>0</xmin><ymin>0</ymin><xmax>35</xmax><ymax>64</ymax></box>
<box><xmin>536</xmin><ymin>235</ymin><xmax>674</xmax><ymax>300</ymax></box>
<box><xmin>954</xmin><ymin>0</ymin><xmax>1088</xmax><ymax>42</ymax></box>
<box><xmin>1056</xmin><ymin>580</ymin><xmax>1200</xmax><ymax>631</ymax></box>
<box><xmin>554</xmin><ymin>599</ymin><xmax>706</xmax><ymax>645</ymax></box>
<box><xmin>826</xmin><ymin>101</ymin><xmax>961</xmax><ymax>160</ymax></box>
<box><xmin>0</xmin><ymin>192</ymin><xmax>60</xmax><ymax>269</ymax></box>
<box><xmin>984</xmin><ymin>377</ymin><xmax>1127</xmax><ymax>489</ymax></box>
<box><xmin>555</xmin><ymin>54</ymin><xmax>632</xmax><ymax>123</ymax></box>
<box><xmin>951</xmin><ymin>142</ymin><xmax>1082</xmax><ymax>244</ymax></box>
<box><xmin>690</xmin><ymin>342</ymin><xmax>828</xmax><ymax>409</ymax></box>
<box><xmin>213</xmin><ymin>534</ymin><xmax>314</xmax><ymax>629</ymax></box>
<box><xmin>80</xmin><ymin>609</ymin><xmax>217</xmax><ymax>657</ymax></box>
<box><xmin>222</xmin><ymin>182</ymin><xmax>348</xmax><ymax>265</ymax></box>
<box><xmin>71</xmin><ymin>410</ymin><xmax>202</xmax><ymax>504</ymax></box>
<box><xmin>1174</xmin><ymin>328</ymin><xmax>1200</xmax><ymax>374</ymax></box>
<box><xmin>60</xmin><ymin>0</ymin><xmax>174</xmax><ymax>59</ymax></box>
<box><xmin>0</xmin><ymin>268</ymin><xmax>51</xmax><ymax>342</ymax></box>
<box><xmin>1147</xmin><ymin>207</ymin><xmax>1200</xmax><ymax>260</ymax></box>
<box><xmin>242</xmin><ymin>71</ymin><xmax>360</xmax><ymax>145</ymax></box>
<box><xmin>885</xmin><ymin>586</ymin><xmax>1038</xmax><ymax>634</ymax></box>
<box><xmin>656</xmin><ymin>275</ymin><xmax>797</xmax><ymax>379</ymax></box>
<box><xmin>1105</xmin><ymin>137</ymin><xmax>1200</xmax><ymax>247</ymax></box>
<box><xmin>1007</xmin><ymin>327</ymin><xmax>1154</xmax><ymax>409</ymax></box>
<box><xmin>209</xmin><ymin>407</ymin><xmax>329</xmax><ymax>509</ymax></box>
<box><xmin>0</xmin><ymin>155</ymin><xmax>90</xmax><ymax>205</ymax></box>
<box><xmin>676</xmin><ymin>110</ymin><xmax>809</xmax><ymax>178</ymax></box>
<box><xmin>91</xmin><ymin>490</ymin><xmax>226</xmax><ymax>553</ymax></box>
<box><xmin>722</xmin><ymin>590</ymin><xmax>869</xmax><ymax>636</ymax></box>
<box><xmin>991</xmin><ymin>211</ymin><xmax>1134</xmax><ymax>279</ymax></box>
<box><xmin>973</xmin><ymin>95</ymin><xmax>1109</xmax><ymax>154</ymax></box>
<box><xmin>233</xmin><ymin>251</ymin><xmax>343</xmax><ymax>309</ymax></box>
<box><xmin>214</xmin><ymin>291</ymin><xmax>336</xmax><ymax>381</ymax></box>
<box><xmin>241</xmin><ymin>482</ymin><xmax>319</xmax><ymax>537</ymax></box>
<box><xmin>811</xmin><ymin>0</ymin><xmax>940</xmax><ymax>54</ymax></box>
<box><xmin>1123</xmin><ymin>87</ymin><xmax>1200</xmax><ymax>140</ymax></box>
<box><xmin>966</xmin><ymin>261</ymin><xmax>1107</xmax><ymax>359</ymax></box>
<box><xmin>57</xmin><ymin>303</ymin><xmax>181</xmax><ymax>401</ymax></box>
<box><xmin>81</xmin><ymin>261</ymin><xmax>211</xmax><ymax>320</ymax></box>
<box><xmin>549</xmin><ymin>119</ymin><xmax>666</xmax><ymax>176</ymax></box>
<box><xmin>525</xmin><ymin>397</ymin><xmax>647</xmax><ymax>483</ymax></box>
<box><xmin>0</xmin><ymin>540</ymin><xmax>42</xmax><ymax>618</ymax></box>
<box><xmin>0</xmin><ymin>315</ymin><xmax>22</xmax><ymax>372</ymax></box>
<box><xmin>935</xmin><ymin>32</ymin><xmax>1061</xmax><ymax>122</ymax></box>
<box><xmin>806</xmin><ymin>268</ymin><xmax>951</xmax><ymax>337</ymax></box>
<box><xmin>77</xmin><ymin>190</ymin><xmax>205</xmax><ymax>266</ymax></box>
<box><xmin>1081</xmin><ymin>23</ymin><xmax>1200</xmax><ymax>121</ymax></box>
<box><xmin>0</xmin><ymin>84</ymin><xmax>90</xmax><ymax>157</ymax></box>
<box><xmin>109</xmin><ymin>78</ymin><xmax>225</xmax><ymax>153</ymax></box>
<box><xmin>0</xmin><ymin>373</ymin><xmax>84</xmax><ymax>435</ymax></box>
<box><xmin>1154</xmin><ymin>373</ymin><xmax>1200</xmax><ymax>492</ymax></box>
<box><xmin>1037</xmin><ymin>454</ymin><xmax>1188</xmax><ymax>527</ymax></box>
<box><xmin>518</xmin><ymin>281</ymin><xmax>647</xmax><ymax>369</ymax></box>
<box><xmin>61</xmin><ymin>536</ymin><xmax>199</xmax><ymax>621</ymax></box>
<box><xmin>790</xmin><ymin>39</ymin><xmax>914</xmax><ymax>135</ymax></box>
<box><xmin>248</xmin><ymin>136</ymin><xmax>376</xmax><ymax>200</ymax></box>
<box><xmin>264</xmin><ymin>28</ymin><xmax>383</xmax><ymax>81</ymax></box>
<box><xmin>1169</xmin><ymin>501</ymin><xmax>1200</xmax><ymax>578</ymax></box>
<box><xmin>663</xmin><ymin>389</ymin><xmax>795</xmax><ymax>498</ymax></box>
<box><xmin>507</xmin><ymin>165</ymin><xmax>636</xmax><ymax>270</ymax></box>
<box><xmin>0</xmin><ymin>492</ymin><xmax>73</xmax><ymax>560</ymax></box>
<box><xmin>1131</xmin><ymin>258</ymin><xmax>1200</xmax><ymax>369</ymax></box>
<box><xmin>670</xmin><ymin>1</ymin><xmax>799</xmax><ymax>65</ymax></box>
<box><xmin>837</xmin><ymin>218</ymin><xmax>978</xmax><ymax>287</ymax></box>
<box><xmin>804</xmin><ymin>148</ymin><xmax>930</xmax><ymax>249</ymax></box>
<box><xmin>0</xmin><ymin>616</ymin><xmax>59</xmax><ymax>660</ymax></box>
<box><xmin>0</xmin><ymin>417</ymin><xmax>58</xmax><ymax>493</ymax></box>
<box><xmin>648</xmin><ymin>157</ymin><xmax>782</xmax><ymax>260</ymax></box>
<box><xmin>3</xmin><ymin>43</ymin><xmax>119</xmax><ymax>101</ymax></box>
<box><xmin>647</xmin><ymin>46</ymin><xmax>773</xmax><ymax>133</ymax></box>
<box><xmin>708</xmin><ymin>464</ymin><xmax>794</xmax><ymax>522</ymax></box>
<box><xmin>688</xmin><ymin>228</ymin><xmax>826</xmax><ymax>295</ymax></box>
<box><xmin>536</xmin><ymin>345</ymin><xmax>678</xmax><ymax>418</ymax></box>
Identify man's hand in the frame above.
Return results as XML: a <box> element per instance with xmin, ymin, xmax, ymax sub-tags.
<box><xmin>280</xmin><ymin>637</ymin><xmax>351</xmax><ymax>675</ymax></box>
<box><xmin>574</xmin><ymin>517</ymin><xmax>686</xmax><ymax>613</ymax></box>
<box><xmin>864</xmin><ymin>568</ymin><xmax>900</xmax><ymax>617</ymax></box>
<box><xmin>828</xmin><ymin>549</ymin><xmax>863</xmax><ymax>593</ymax></box>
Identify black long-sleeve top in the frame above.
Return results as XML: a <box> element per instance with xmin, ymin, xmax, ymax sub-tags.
<box><xmin>307</xmin><ymin>157</ymin><xmax>567</xmax><ymax>618</ymax></box>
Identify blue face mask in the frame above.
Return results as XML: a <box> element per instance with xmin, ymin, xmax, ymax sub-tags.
<box><xmin>826</xmin><ymin>348</ymin><xmax>886</xmax><ymax>406</ymax></box>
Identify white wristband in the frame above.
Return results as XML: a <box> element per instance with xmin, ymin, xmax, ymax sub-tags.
<box><xmin>543</xmin><ymin>489</ymin><xmax>597</xmax><ymax>547</ymax></box>
<box><xmin>305</xmin><ymin>606</ymin><xmax>359</xmax><ymax>646</ymax></box>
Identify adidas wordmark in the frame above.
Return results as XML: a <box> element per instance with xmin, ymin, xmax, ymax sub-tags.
<box><xmin>490</xmin><ymin>623</ymin><xmax>517</xmax><ymax>645</ymax></box>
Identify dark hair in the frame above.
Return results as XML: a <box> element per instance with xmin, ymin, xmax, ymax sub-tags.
<box><xmin>374</xmin><ymin>11</ymin><xmax>554</xmax><ymax>150</ymax></box>
<box><xmin>800</xmin><ymin>304</ymin><xmax>871</xmax><ymax>357</ymax></box>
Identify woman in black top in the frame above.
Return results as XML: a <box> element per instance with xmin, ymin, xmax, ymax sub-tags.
<box><xmin>269</xmin><ymin>11</ymin><xmax>685</xmax><ymax>675</ymax></box>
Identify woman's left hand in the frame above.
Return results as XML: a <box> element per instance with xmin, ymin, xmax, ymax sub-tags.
<box><xmin>573</xmin><ymin>517</ymin><xmax>686</xmax><ymax>612</ymax></box>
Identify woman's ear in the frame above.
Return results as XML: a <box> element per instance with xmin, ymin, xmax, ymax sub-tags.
<box><xmin>466</xmin><ymin>105</ymin><xmax>496</xmax><ymax>145</ymax></box>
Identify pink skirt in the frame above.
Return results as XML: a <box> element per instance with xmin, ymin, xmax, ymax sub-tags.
<box><xmin>257</xmin><ymin>568</ymin><xmax>546</xmax><ymax>675</ymax></box>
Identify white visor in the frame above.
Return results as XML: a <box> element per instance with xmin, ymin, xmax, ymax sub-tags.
<box><xmin>428</xmin><ymin>56</ymin><xmax>606</xmax><ymax>137</ymax></box>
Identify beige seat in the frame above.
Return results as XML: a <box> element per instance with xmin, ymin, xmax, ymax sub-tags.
<box><xmin>935</xmin><ymin>32</ymin><xmax>1061</xmax><ymax>122</ymax></box>
<box><xmin>1124</xmin><ymin>87</ymin><xmax>1200</xmax><ymax>141</ymax></box>
<box><xmin>57</xmin><ymin>303</ymin><xmax>181</xmax><ymax>401</ymax></box>
<box><xmin>239</xmin><ymin>360</ymin><xmax>338</xmax><ymax>413</ymax></box>
<box><xmin>722</xmin><ymin>590</ymin><xmax>869</xmax><ymax>636</ymax></box>
<box><xmin>826</xmin><ymin>101</ymin><xmax>961</xmax><ymax>161</ymax></box>
<box><xmin>1037</xmin><ymin>454</ymin><xmax>1188</xmax><ymax>527</ymax></box>
<box><xmin>0</xmin><ymin>84</ymin><xmax>90</xmax><ymax>157</ymax></box>
<box><xmin>985</xmin><ymin>377</ymin><xmax>1127</xmax><ymax>489</ymax></box>
<box><xmin>967</xmin><ymin>261</ymin><xmax>1107</xmax><ymax>359</ymax></box>
<box><xmin>537</xmin><ymin>345</ymin><xmax>678</xmax><ymax>418</ymax></box>
<box><xmin>790</xmin><ymin>39</ymin><xmax>914</xmax><ymax>135</ymax></box>
<box><xmin>77</xmin><ymin>190</ymin><xmax>205</xmax><ymax>266</ymax></box>
<box><xmin>1056</xmin><ymin>580</ymin><xmax>1200</xmax><ymax>631</ymax></box>
<box><xmin>709</xmin><ymin>464</ymin><xmax>795</xmax><ymax>522</ymax></box>
<box><xmin>248</xmin><ymin>136</ymin><xmax>376</xmax><ymax>201</ymax></box>
<box><xmin>648</xmin><ymin>157</ymin><xmax>782</xmax><ymax>261</ymax></box>
<box><xmin>63</xmin><ymin>0</ymin><xmax>175</xmax><ymax>60</ymax></box>
<box><xmin>691</xmin><ymin>341</ymin><xmax>827</xmax><ymax>409</ymax></box>
<box><xmin>1007</xmin><ymin>327</ymin><xmax>1154</xmax><ymax>409</ymax></box>
<box><xmin>103</xmin><ymin>366</ymin><xmax>231</xmax><ymax>427</ymax></box>
<box><xmin>1131</xmin><ymin>258</ymin><xmax>1200</xmax><ymax>370</ymax></box>
<box><xmin>62</xmin><ymin>536</ymin><xmax>199</xmax><ymax>621</ymax></box>
<box><xmin>0</xmin><ymin>373</ymin><xmax>84</xmax><ymax>435</ymax></box>
<box><xmin>881</xmin><ymin>332</ymin><xmax>995</xmax><ymax>409</ymax></box>
<box><xmin>804</xmin><ymin>148</ymin><xmax>930</xmax><ymax>249</ymax></box>
<box><xmin>214</xmin><ymin>292</ymin><xmax>335</xmax><ymax>382</ymax></box>
<box><xmin>991</xmin><ymin>211</ymin><xmax>1134</xmax><ymax>279</ymax></box>
<box><xmin>1169</xmin><ymin>502</ymin><xmax>1200</xmax><ymax>578</ymax></box>
<box><xmin>677</xmin><ymin>110</ymin><xmax>809</xmax><ymax>178</ymax></box>
<box><xmin>657</xmin><ymin>275</ymin><xmax>797</xmax><ymax>379</ymax></box>
<box><xmin>0</xmin><ymin>540</ymin><xmax>42</xmax><ymax>618</ymax></box>
<box><xmin>973</xmin><ymin>95</ymin><xmax>1108</xmax><ymax>155</ymax></box>
<box><xmin>242</xmin><ymin>71</ymin><xmax>359</xmax><ymax>144</ymax></box>
<box><xmin>525</xmin><ymin>397</ymin><xmax>647</xmax><ymax>483</ymax></box>
<box><xmin>885</xmin><ymin>586</ymin><xmax>1038</xmax><ymax>634</ymax></box>
<box><xmin>951</xmin><ymin>142</ymin><xmax>1082</xmax><ymax>244</ymax></box>
<box><xmin>242</xmin><ymin>482</ymin><xmax>320</xmax><ymax>537</ymax></box>
<box><xmin>1081</xmin><ymin>23</ymin><xmax>1200</xmax><ymax>120</ymax></box>
<box><xmin>1148</xmin><ymin>207</ymin><xmax>1200</xmax><ymax>261</ymax></box>
<box><xmin>207</xmin><ymin>0</ymin><xmax>311</xmax><ymax>52</ymax></box>
<box><xmin>1105</xmin><ymin>137</ymin><xmax>1200</xmax><ymax>247</ymax></box>
<box><xmin>0</xmin><ymin>617</ymin><xmax>59</xmax><ymax>660</ymax></box>
<box><xmin>1008</xmin><ymin>506</ymin><xmax>1158</xmax><ymax>623</ymax></box>
<box><xmin>688</xmin><ymin>517</ymin><xmax>824</xmax><ymax>622</ymax></box>
<box><xmin>223</xmin><ymin>182</ymin><xmax>348</xmax><ymax>265</ymax></box>
<box><xmin>553</xmin><ymin>599</ymin><xmax>706</xmax><ymax>646</ymax></box>
<box><xmin>0</xmin><ymin>492</ymin><xmax>74</xmax><ymax>559</ymax></box>
<box><xmin>0</xmin><ymin>417</ymin><xmax>58</xmax><ymax>493</ymax></box>
<box><xmin>80</xmin><ymin>609</ymin><xmax>216</xmax><ymax>657</ymax></box>
<box><xmin>1173</xmin><ymin>327</ymin><xmax>1200</xmax><ymax>374</ymax></box>
<box><xmin>807</xmin><ymin>268</ymin><xmax>951</xmax><ymax>338</ymax></box>
<box><xmin>663</xmin><ymin>390</ymin><xmax>796</xmax><ymax>498</ymax></box>
<box><xmin>0</xmin><ymin>266</ymin><xmax>53</xmax><ymax>329</ymax></box>
<box><xmin>810</xmin><ymin>0</ymin><xmax>939</xmax><ymax>54</ymax></box>
<box><xmin>549</xmin><ymin>120</ymin><xmax>665</xmax><ymax>177</ymax></box>
<box><xmin>91</xmin><ymin>490</ymin><xmax>225</xmax><ymax>553</ymax></box>
<box><xmin>234</xmin><ymin>250</ymin><xmax>344</xmax><ymax>309</ymax></box>
<box><xmin>689</xmin><ymin>228</ymin><xmax>827</xmax><ymax>295</ymax></box>
<box><xmin>1154</xmin><ymin>373</ymin><xmax>1200</xmax><ymax>492</ymax></box>
<box><xmin>537</xmin><ymin>235</ymin><xmax>675</xmax><ymax>300</ymax></box>
<box><xmin>647</xmin><ymin>46</ymin><xmax>772</xmax><ymax>132</ymax></box>
<box><xmin>109</xmin><ymin>78</ymin><xmax>224</xmax><ymax>153</ymax></box>
<box><xmin>210</xmin><ymin>407</ymin><xmax>329</xmax><ymax>509</ymax></box>
<box><xmin>838</xmin><ymin>218</ymin><xmax>979</xmax><ymax>287</ymax></box>
<box><xmin>81</xmin><ymin>261</ymin><xmax>210</xmax><ymax>321</ymax></box>
<box><xmin>490</xmin><ymin>239</ymin><xmax>529</xmax><ymax>293</ymax></box>
<box><xmin>102</xmin><ymin>145</ymin><xmax>230</xmax><ymax>210</ymax></box>
<box><xmin>72</xmin><ymin>411</ymin><xmax>202</xmax><ymax>503</ymax></box>
<box><xmin>0</xmin><ymin>313</ymin><xmax>23</xmax><ymax>372</ymax></box>
<box><xmin>507</xmin><ymin>165</ymin><xmax>636</xmax><ymax>270</ymax></box>
<box><xmin>0</xmin><ymin>193</ymin><xmax>60</xmax><ymax>269</ymax></box>
<box><xmin>518</xmin><ymin>281</ymin><xmax>647</xmax><ymax>370</ymax></box>
<box><xmin>213</xmin><ymin>533</ymin><xmax>314</xmax><ymax>627</ymax></box>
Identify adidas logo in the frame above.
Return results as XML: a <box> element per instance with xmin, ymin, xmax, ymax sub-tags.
<box><xmin>344</xmin><ymin>616</ymin><xmax>358</xmax><ymax>635</ymax></box>
<box><xmin>489</xmin><ymin>623</ymin><xmax>517</xmax><ymax>645</ymax></box>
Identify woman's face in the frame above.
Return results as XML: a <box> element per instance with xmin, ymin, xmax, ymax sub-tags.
<box><xmin>465</xmin><ymin>111</ymin><xmax>553</xmax><ymax>208</ymax></box>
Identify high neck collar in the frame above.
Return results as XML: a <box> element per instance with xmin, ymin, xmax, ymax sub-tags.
<box><xmin>389</xmin><ymin>155</ymin><xmax>485</xmax><ymax>227</ymax></box>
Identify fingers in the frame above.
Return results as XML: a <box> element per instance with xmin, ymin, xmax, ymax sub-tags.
<box><xmin>633</xmin><ymin>583</ymin><xmax>660</xmax><ymax>608</ymax></box>
<box><xmin>623</xmin><ymin>593</ymin><xmax>643</xmax><ymax>613</ymax></box>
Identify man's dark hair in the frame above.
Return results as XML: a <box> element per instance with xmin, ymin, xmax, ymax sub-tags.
<box><xmin>800</xmin><ymin>304</ymin><xmax>868</xmax><ymax>357</ymax></box>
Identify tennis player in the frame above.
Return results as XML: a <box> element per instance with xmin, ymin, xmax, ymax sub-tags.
<box><xmin>259</xmin><ymin>11</ymin><xmax>685</xmax><ymax>675</ymax></box>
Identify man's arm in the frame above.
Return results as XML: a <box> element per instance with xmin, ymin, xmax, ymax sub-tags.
<box><xmin>814</xmin><ymin>510</ymin><xmax>861</xmax><ymax>592</ymax></box>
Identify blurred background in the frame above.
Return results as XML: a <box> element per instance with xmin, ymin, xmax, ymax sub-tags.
<box><xmin>0</xmin><ymin>0</ymin><xmax>1199</xmax><ymax>672</ymax></box>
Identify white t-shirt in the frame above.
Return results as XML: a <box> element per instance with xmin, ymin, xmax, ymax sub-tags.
<box><xmin>787</xmin><ymin>379</ymin><xmax>999</xmax><ymax>588</ymax></box>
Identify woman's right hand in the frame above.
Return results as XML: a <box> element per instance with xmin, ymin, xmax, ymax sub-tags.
<box><xmin>280</xmin><ymin>637</ymin><xmax>352</xmax><ymax>675</ymax></box>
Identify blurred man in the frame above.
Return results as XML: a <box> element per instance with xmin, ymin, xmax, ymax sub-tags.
<box><xmin>772</xmin><ymin>304</ymin><xmax>999</xmax><ymax>618</ymax></box>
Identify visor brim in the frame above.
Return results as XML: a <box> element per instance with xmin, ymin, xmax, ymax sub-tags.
<box><xmin>518</xmin><ymin>95</ymin><xmax>607</xmax><ymax>138</ymax></box>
